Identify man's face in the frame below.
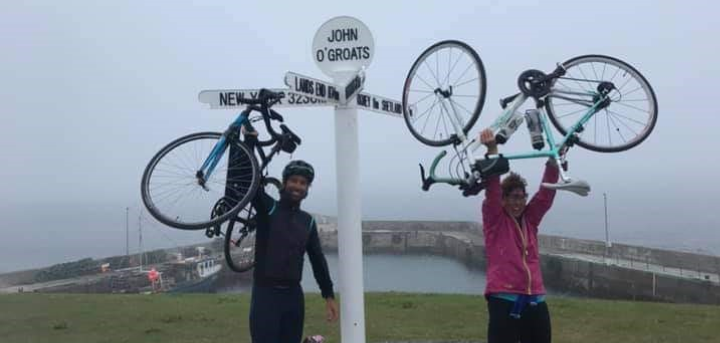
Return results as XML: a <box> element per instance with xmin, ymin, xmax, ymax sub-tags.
<box><xmin>283</xmin><ymin>174</ymin><xmax>310</xmax><ymax>202</ymax></box>
<box><xmin>502</xmin><ymin>188</ymin><xmax>527</xmax><ymax>219</ymax></box>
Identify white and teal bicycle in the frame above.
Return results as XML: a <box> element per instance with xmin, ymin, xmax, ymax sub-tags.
<box><xmin>402</xmin><ymin>40</ymin><xmax>658</xmax><ymax>196</ymax></box>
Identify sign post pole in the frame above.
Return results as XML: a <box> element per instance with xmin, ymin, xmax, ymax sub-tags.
<box><xmin>312</xmin><ymin>16</ymin><xmax>374</xmax><ymax>343</ymax></box>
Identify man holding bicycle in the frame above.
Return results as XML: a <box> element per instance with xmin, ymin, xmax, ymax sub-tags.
<box><xmin>248</xmin><ymin>160</ymin><xmax>339</xmax><ymax>343</ymax></box>
<box><xmin>478</xmin><ymin>128</ymin><xmax>562</xmax><ymax>343</ymax></box>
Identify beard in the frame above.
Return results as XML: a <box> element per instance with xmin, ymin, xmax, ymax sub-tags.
<box><xmin>280</xmin><ymin>187</ymin><xmax>308</xmax><ymax>203</ymax></box>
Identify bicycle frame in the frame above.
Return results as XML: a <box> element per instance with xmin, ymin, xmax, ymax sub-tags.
<box><xmin>426</xmin><ymin>88</ymin><xmax>609</xmax><ymax>187</ymax></box>
<box><xmin>196</xmin><ymin>112</ymin><xmax>250</xmax><ymax>188</ymax></box>
<box><xmin>197</xmin><ymin>99</ymin><xmax>293</xmax><ymax>191</ymax></box>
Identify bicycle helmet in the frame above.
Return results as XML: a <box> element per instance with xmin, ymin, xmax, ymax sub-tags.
<box><xmin>282</xmin><ymin>160</ymin><xmax>315</xmax><ymax>184</ymax></box>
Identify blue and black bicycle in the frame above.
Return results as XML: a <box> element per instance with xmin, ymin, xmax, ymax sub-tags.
<box><xmin>141</xmin><ymin>89</ymin><xmax>298</xmax><ymax>271</ymax></box>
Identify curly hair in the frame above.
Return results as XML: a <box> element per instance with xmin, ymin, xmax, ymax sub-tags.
<box><xmin>501</xmin><ymin>172</ymin><xmax>527</xmax><ymax>196</ymax></box>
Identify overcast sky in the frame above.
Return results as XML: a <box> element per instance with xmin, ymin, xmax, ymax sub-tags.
<box><xmin>1</xmin><ymin>0</ymin><xmax>718</xmax><ymax>272</ymax></box>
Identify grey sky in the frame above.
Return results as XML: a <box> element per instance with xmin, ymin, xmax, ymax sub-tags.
<box><xmin>1</xmin><ymin>0</ymin><xmax>718</xmax><ymax>272</ymax></box>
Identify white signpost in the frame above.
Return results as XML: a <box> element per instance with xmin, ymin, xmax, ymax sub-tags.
<box><xmin>313</xmin><ymin>16</ymin><xmax>372</xmax><ymax>343</ymax></box>
<box><xmin>199</xmin><ymin>16</ymin><xmax>399</xmax><ymax>343</ymax></box>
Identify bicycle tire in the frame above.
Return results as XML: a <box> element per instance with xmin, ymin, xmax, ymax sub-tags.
<box><xmin>402</xmin><ymin>40</ymin><xmax>487</xmax><ymax>147</ymax></box>
<box><xmin>141</xmin><ymin>132</ymin><xmax>261</xmax><ymax>230</ymax></box>
<box><xmin>223</xmin><ymin>177</ymin><xmax>282</xmax><ymax>273</ymax></box>
<box><xmin>545</xmin><ymin>54</ymin><xmax>658</xmax><ymax>152</ymax></box>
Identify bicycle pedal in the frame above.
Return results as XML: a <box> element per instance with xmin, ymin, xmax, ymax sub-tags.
<box><xmin>541</xmin><ymin>179</ymin><xmax>591</xmax><ymax>196</ymax></box>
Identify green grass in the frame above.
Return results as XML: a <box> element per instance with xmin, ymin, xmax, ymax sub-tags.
<box><xmin>0</xmin><ymin>292</ymin><xmax>718</xmax><ymax>343</ymax></box>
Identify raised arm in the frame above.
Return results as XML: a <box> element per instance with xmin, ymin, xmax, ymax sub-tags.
<box><xmin>479</xmin><ymin>129</ymin><xmax>504</xmax><ymax>233</ymax></box>
<box><xmin>524</xmin><ymin>159</ymin><xmax>561</xmax><ymax>230</ymax></box>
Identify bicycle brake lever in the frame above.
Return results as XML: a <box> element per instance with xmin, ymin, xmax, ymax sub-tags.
<box><xmin>419</xmin><ymin>164</ymin><xmax>433</xmax><ymax>191</ymax></box>
<box><xmin>269</xmin><ymin>109</ymin><xmax>284</xmax><ymax>122</ymax></box>
<box><xmin>461</xmin><ymin>180</ymin><xmax>485</xmax><ymax>197</ymax></box>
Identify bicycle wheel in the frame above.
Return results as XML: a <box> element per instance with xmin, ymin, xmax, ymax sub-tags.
<box><xmin>224</xmin><ymin>177</ymin><xmax>282</xmax><ymax>273</ymax></box>
<box><xmin>141</xmin><ymin>132</ymin><xmax>260</xmax><ymax>230</ymax></box>
<box><xmin>545</xmin><ymin>55</ymin><xmax>658</xmax><ymax>152</ymax></box>
<box><xmin>402</xmin><ymin>40</ymin><xmax>487</xmax><ymax>147</ymax></box>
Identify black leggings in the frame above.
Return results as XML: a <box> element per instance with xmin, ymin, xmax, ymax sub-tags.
<box><xmin>249</xmin><ymin>284</ymin><xmax>305</xmax><ymax>343</ymax></box>
<box><xmin>487</xmin><ymin>297</ymin><xmax>552</xmax><ymax>343</ymax></box>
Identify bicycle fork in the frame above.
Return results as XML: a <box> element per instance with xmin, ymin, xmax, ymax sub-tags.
<box><xmin>196</xmin><ymin>135</ymin><xmax>228</xmax><ymax>191</ymax></box>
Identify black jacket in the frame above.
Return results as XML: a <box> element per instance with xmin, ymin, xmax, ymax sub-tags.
<box><xmin>251</xmin><ymin>189</ymin><xmax>334</xmax><ymax>299</ymax></box>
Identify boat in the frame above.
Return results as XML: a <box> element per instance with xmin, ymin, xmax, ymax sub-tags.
<box><xmin>163</xmin><ymin>248</ymin><xmax>222</xmax><ymax>293</ymax></box>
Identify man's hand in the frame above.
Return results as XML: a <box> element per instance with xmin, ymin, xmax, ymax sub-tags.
<box><xmin>479</xmin><ymin>129</ymin><xmax>498</xmax><ymax>155</ymax></box>
<box><xmin>325</xmin><ymin>298</ymin><xmax>339</xmax><ymax>323</ymax></box>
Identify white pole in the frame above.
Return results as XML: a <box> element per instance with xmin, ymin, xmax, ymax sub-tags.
<box><xmin>126</xmin><ymin>207</ymin><xmax>129</xmax><ymax>256</ymax></box>
<box><xmin>138</xmin><ymin>209</ymin><xmax>144</xmax><ymax>271</ymax></box>
<box><xmin>333</xmin><ymin>72</ymin><xmax>366</xmax><ymax>343</ymax></box>
<box><xmin>604</xmin><ymin>192</ymin><xmax>610</xmax><ymax>264</ymax></box>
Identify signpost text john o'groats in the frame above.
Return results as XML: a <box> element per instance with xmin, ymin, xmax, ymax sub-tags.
<box><xmin>198</xmin><ymin>16</ymin><xmax>403</xmax><ymax>343</ymax></box>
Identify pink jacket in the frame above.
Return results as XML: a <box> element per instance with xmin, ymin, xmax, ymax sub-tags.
<box><xmin>481</xmin><ymin>163</ymin><xmax>559</xmax><ymax>296</ymax></box>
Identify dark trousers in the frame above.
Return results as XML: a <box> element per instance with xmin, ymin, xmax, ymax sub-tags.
<box><xmin>249</xmin><ymin>284</ymin><xmax>305</xmax><ymax>343</ymax></box>
<box><xmin>487</xmin><ymin>297</ymin><xmax>552</xmax><ymax>343</ymax></box>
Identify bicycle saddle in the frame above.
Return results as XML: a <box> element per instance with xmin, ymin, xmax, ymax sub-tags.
<box><xmin>542</xmin><ymin>179</ymin><xmax>591</xmax><ymax>196</ymax></box>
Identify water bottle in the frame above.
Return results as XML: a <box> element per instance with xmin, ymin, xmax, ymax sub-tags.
<box><xmin>525</xmin><ymin>109</ymin><xmax>545</xmax><ymax>150</ymax></box>
<box><xmin>495</xmin><ymin>110</ymin><xmax>524</xmax><ymax>144</ymax></box>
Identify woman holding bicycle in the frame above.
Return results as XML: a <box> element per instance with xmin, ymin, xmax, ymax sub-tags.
<box><xmin>478</xmin><ymin>128</ymin><xmax>562</xmax><ymax>343</ymax></box>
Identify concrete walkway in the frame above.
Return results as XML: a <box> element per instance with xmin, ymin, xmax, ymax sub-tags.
<box><xmin>547</xmin><ymin>252</ymin><xmax>720</xmax><ymax>284</ymax></box>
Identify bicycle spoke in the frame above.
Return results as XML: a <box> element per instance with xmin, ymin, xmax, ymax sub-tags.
<box><xmin>158</xmin><ymin>157</ymin><xmax>196</xmax><ymax>175</ymax></box>
<box><xmin>620</xmin><ymin>85</ymin><xmax>645</xmax><ymax>98</ymax></box>
<box><xmin>608</xmin><ymin>66</ymin><xmax>622</xmax><ymax>83</ymax></box>
<box><xmin>420</xmin><ymin>99</ymin><xmax>439</xmax><ymax>136</ymax></box>
<box><xmin>607</xmin><ymin>109</ymin><xmax>649</xmax><ymax>127</ymax></box>
<box><xmin>617</xmin><ymin>98</ymin><xmax>649</xmax><ymax>102</ymax></box>
<box><xmin>574</xmin><ymin>66</ymin><xmax>595</xmax><ymax>93</ymax></box>
<box><xmin>591</xmin><ymin>62</ymin><xmax>599</xmax><ymax>81</ymax></box>
<box><xmin>439</xmin><ymin>105</ymin><xmax>451</xmax><ymax>141</ymax></box>
<box><xmin>422</xmin><ymin>60</ymin><xmax>442</xmax><ymax>89</ymax></box>
<box><xmin>442</xmin><ymin>47</ymin><xmax>463</xmax><ymax>86</ymax></box>
<box><xmin>433</xmin><ymin>106</ymin><xmax>444</xmax><ymax>140</ymax></box>
<box><xmin>549</xmin><ymin>102</ymin><xmax>583</xmax><ymax>107</ymax></box>
<box><xmin>454</xmin><ymin>77</ymin><xmax>479</xmax><ymax>89</ymax></box>
<box><xmin>408</xmin><ymin>89</ymin><xmax>435</xmax><ymax>94</ymax></box>
<box><xmin>449</xmin><ymin>98</ymin><xmax>475</xmax><ymax>119</ymax></box>
<box><xmin>605</xmin><ymin>109</ymin><xmax>613</xmax><ymax>147</ymax></box>
<box><xmin>152</xmin><ymin>167</ymin><xmax>193</xmax><ymax>179</ymax></box>
<box><xmin>556</xmin><ymin>80</ymin><xmax>578</xmax><ymax>93</ymax></box>
<box><xmin>556</xmin><ymin>107</ymin><xmax>588</xmax><ymax>119</ymax></box>
<box><xmin>608</xmin><ymin>110</ymin><xmax>640</xmax><ymax>138</ymax></box>
<box><xmin>606</xmin><ymin>110</ymin><xmax>628</xmax><ymax>143</ymax></box>
<box><xmin>616</xmin><ymin>76</ymin><xmax>634</xmax><ymax>94</ymax></box>
<box><xmin>152</xmin><ymin>185</ymin><xmax>193</xmax><ymax>205</ymax></box>
<box><xmin>452</xmin><ymin>62</ymin><xmax>475</xmax><ymax>90</ymax></box>
<box><xmin>414</xmin><ymin>73</ymin><xmax>437</xmax><ymax>91</ymax></box>
<box><xmin>413</xmin><ymin>98</ymin><xmax>439</xmax><ymax>125</ymax></box>
<box><xmin>594</xmin><ymin>109</ymin><xmax>598</xmax><ymax>144</ymax></box>
<box><xmin>167</xmin><ymin>152</ymin><xmax>196</xmax><ymax>176</ymax></box>
<box><xmin>165</xmin><ymin>183</ymin><xmax>206</xmax><ymax>217</ymax></box>
<box><xmin>613</xmin><ymin>101</ymin><xmax>651</xmax><ymax>115</ymax></box>
<box><xmin>566</xmin><ymin>70</ymin><xmax>593</xmax><ymax>94</ymax></box>
<box><xmin>409</xmin><ymin>91</ymin><xmax>436</xmax><ymax>107</ymax></box>
<box><xmin>179</xmin><ymin>145</ymin><xmax>203</xmax><ymax>173</ymax></box>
